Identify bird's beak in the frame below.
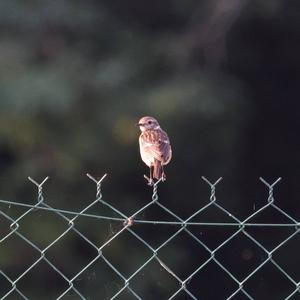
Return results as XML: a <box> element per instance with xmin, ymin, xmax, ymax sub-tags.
<box><xmin>135</xmin><ymin>123</ymin><xmax>143</xmax><ymax>127</ymax></box>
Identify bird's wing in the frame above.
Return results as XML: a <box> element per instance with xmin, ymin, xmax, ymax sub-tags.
<box><xmin>141</xmin><ymin>129</ymin><xmax>171</xmax><ymax>163</ymax></box>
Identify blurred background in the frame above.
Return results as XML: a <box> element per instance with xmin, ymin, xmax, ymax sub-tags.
<box><xmin>0</xmin><ymin>0</ymin><xmax>300</xmax><ymax>299</ymax></box>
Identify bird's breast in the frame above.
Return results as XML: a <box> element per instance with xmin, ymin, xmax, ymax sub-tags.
<box><xmin>139</xmin><ymin>138</ymin><xmax>154</xmax><ymax>166</ymax></box>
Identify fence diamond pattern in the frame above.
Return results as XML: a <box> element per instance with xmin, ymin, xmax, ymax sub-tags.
<box><xmin>0</xmin><ymin>175</ymin><xmax>299</xmax><ymax>299</ymax></box>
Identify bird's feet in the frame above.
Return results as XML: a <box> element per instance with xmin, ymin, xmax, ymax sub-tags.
<box><xmin>161</xmin><ymin>172</ymin><xmax>166</xmax><ymax>182</ymax></box>
<box><xmin>144</xmin><ymin>174</ymin><xmax>154</xmax><ymax>186</ymax></box>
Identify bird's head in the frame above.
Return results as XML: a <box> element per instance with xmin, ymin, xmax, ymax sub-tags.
<box><xmin>137</xmin><ymin>116</ymin><xmax>160</xmax><ymax>131</ymax></box>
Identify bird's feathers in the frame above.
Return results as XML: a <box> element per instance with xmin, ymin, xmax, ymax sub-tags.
<box><xmin>139</xmin><ymin>129</ymin><xmax>172</xmax><ymax>166</ymax></box>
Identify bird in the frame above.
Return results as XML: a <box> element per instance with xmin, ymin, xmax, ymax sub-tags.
<box><xmin>137</xmin><ymin>116</ymin><xmax>172</xmax><ymax>185</ymax></box>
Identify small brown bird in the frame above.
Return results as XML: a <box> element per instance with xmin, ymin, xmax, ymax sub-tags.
<box><xmin>137</xmin><ymin>116</ymin><xmax>172</xmax><ymax>184</ymax></box>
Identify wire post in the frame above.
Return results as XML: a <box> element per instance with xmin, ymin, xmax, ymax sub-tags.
<box><xmin>86</xmin><ymin>173</ymin><xmax>107</xmax><ymax>199</ymax></box>
<box><xmin>28</xmin><ymin>176</ymin><xmax>49</xmax><ymax>204</ymax></box>
<box><xmin>259</xmin><ymin>177</ymin><xmax>282</xmax><ymax>202</ymax></box>
<box><xmin>201</xmin><ymin>176</ymin><xmax>223</xmax><ymax>202</ymax></box>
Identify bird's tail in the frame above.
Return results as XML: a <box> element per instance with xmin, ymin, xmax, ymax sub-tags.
<box><xmin>153</xmin><ymin>159</ymin><xmax>162</xmax><ymax>180</ymax></box>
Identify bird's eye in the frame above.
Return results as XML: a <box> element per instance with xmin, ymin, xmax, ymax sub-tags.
<box><xmin>148</xmin><ymin>121</ymin><xmax>152</xmax><ymax>124</ymax></box>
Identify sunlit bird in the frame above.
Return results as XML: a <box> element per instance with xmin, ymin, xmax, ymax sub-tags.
<box><xmin>137</xmin><ymin>116</ymin><xmax>172</xmax><ymax>185</ymax></box>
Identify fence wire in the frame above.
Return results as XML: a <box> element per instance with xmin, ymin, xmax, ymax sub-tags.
<box><xmin>0</xmin><ymin>175</ymin><xmax>299</xmax><ymax>299</ymax></box>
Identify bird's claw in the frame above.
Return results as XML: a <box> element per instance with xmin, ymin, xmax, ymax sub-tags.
<box><xmin>144</xmin><ymin>175</ymin><xmax>154</xmax><ymax>186</ymax></box>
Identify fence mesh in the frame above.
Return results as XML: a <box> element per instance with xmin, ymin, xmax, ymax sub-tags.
<box><xmin>0</xmin><ymin>174</ymin><xmax>299</xmax><ymax>299</ymax></box>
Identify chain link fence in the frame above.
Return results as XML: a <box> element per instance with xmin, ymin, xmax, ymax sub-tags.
<box><xmin>0</xmin><ymin>175</ymin><xmax>299</xmax><ymax>299</ymax></box>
